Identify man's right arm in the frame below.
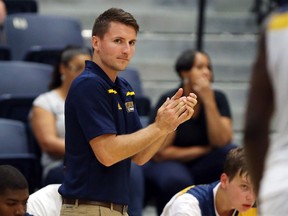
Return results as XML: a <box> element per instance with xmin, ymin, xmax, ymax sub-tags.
<box><xmin>90</xmin><ymin>88</ymin><xmax>197</xmax><ymax>167</ymax></box>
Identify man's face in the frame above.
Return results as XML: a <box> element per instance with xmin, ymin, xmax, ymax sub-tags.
<box><xmin>223</xmin><ymin>172</ymin><xmax>256</xmax><ymax>213</ymax></box>
<box><xmin>92</xmin><ymin>21</ymin><xmax>137</xmax><ymax>74</ymax></box>
<box><xmin>0</xmin><ymin>189</ymin><xmax>29</xmax><ymax>216</ymax></box>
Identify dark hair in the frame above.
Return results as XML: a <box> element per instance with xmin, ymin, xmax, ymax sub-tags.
<box><xmin>174</xmin><ymin>49</ymin><xmax>213</xmax><ymax>80</ymax></box>
<box><xmin>49</xmin><ymin>45</ymin><xmax>91</xmax><ymax>90</ymax></box>
<box><xmin>92</xmin><ymin>8</ymin><xmax>139</xmax><ymax>39</ymax></box>
<box><xmin>0</xmin><ymin>165</ymin><xmax>28</xmax><ymax>194</ymax></box>
<box><xmin>224</xmin><ymin>147</ymin><xmax>249</xmax><ymax>181</ymax></box>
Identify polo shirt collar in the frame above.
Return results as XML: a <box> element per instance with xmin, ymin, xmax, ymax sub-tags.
<box><xmin>85</xmin><ymin>60</ymin><xmax>119</xmax><ymax>88</ymax></box>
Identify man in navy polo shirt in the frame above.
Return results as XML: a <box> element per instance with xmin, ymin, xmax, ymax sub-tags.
<box><xmin>59</xmin><ymin>8</ymin><xmax>197</xmax><ymax>216</ymax></box>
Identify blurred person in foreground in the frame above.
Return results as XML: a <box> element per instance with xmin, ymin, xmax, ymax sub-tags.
<box><xmin>161</xmin><ymin>147</ymin><xmax>257</xmax><ymax>216</ymax></box>
<box><xmin>58</xmin><ymin>8</ymin><xmax>197</xmax><ymax>216</ymax></box>
<box><xmin>244</xmin><ymin>0</ymin><xmax>288</xmax><ymax>215</ymax></box>
<box><xmin>144</xmin><ymin>49</ymin><xmax>235</xmax><ymax>215</ymax></box>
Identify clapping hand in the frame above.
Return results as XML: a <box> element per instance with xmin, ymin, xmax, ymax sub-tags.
<box><xmin>155</xmin><ymin>88</ymin><xmax>197</xmax><ymax>134</ymax></box>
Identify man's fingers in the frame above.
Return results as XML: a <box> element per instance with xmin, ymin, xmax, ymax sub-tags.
<box><xmin>171</xmin><ymin>88</ymin><xmax>183</xmax><ymax>100</ymax></box>
<box><xmin>178</xmin><ymin>106</ymin><xmax>194</xmax><ymax>124</ymax></box>
<box><xmin>188</xmin><ymin>93</ymin><xmax>197</xmax><ymax>99</ymax></box>
<box><xmin>175</xmin><ymin>104</ymin><xmax>187</xmax><ymax>116</ymax></box>
<box><xmin>166</xmin><ymin>97</ymin><xmax>185</xmax><ymax>109</ymax></box>
<box><xmin>186</xmin><ymin>94</ymin><xmax>197</xmax><ymax>108</ymax></box>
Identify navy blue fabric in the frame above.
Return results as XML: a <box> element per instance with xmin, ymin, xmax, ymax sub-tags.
<box><xmin>43</xmin><ymin>165</ymin><xmax>64</xmax><ymax>186</ymax></box>
<box><xmin>186</xmin><ymin>181</ymin><xmax>218</xmax><ymax>216</ymax></box>
<box><xmin>129</xmin><ymin>162</ymin><xmax>145</xmax><ymax>216</ymax></box>
<box><xmin>59</xmin><ymin>61</ymin><xmax>142</xmax><ymax>205</ymax></box>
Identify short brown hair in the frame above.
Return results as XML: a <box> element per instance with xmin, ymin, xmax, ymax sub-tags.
<box><xmin>92</xmin><ymin>8</ymin><xmax>139</xmax><ymax>38</ymax></box>
<box><xmin>223</xmin><ymin>147</ymin><xmax>249</xmax><ymax>181</ymax></box>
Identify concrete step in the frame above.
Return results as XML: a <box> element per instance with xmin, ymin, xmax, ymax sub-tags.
<box><xmin>214</xmin><ymin>0</ymin><xmax>253</xmax><ymax>12</ymax></box>
<box><xmin>83</xmin><ymin>33</ymin><xmax>257</xmax><ymax>64</ymax></box>
<box><xmin>131</xmin><ymin>34</ymin><xmax>257</xmax><ymax>62</ymax></box>
<box><xmin>143</xmin><ymin>79</ymin><xmax>249</xmax><ymax>106</ymax></box>
<box><xmin>37</xmin><ymin>0</ymin><xmax>258</xmax><ymax>34</ymax></box>
<box><xmin>130</xmin><ymin>60</ymin><xmax>253</xmax><ymax>83</ymax></box>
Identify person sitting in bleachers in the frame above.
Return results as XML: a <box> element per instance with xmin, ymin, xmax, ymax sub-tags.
<box><xmin>143</xmin><ymin>49</ymin><xmax>236</xmax><ymax>215</ymax></box>
<box><xmin>161</xmin><ymin>147</ymin><xmax>257</xmax><ymax>216</ymax></box>
<box><xmin>30</xmin><ymin>45</ymin><xmax>91</xmax><ymax>186</ymax></box>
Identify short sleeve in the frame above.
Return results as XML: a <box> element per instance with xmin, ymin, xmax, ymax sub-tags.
<box><xmin>33</xmin><ymin>93</ymin><xmax>53</xmax><ymax>112</ymax></box>
<box><xmin>214</xmin><ymin>90</ymin><xmax>232</xmax><ymax>118</ymax></box>
<box><xmin>68</xmin><ymin>78</ymin><xmax>117</xmax><ymax>141</ymax></box>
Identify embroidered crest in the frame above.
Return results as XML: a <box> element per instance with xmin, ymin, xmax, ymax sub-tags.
<box><xmin>125</xmin><ymin>101</ymin><xmax>134</xmax><ymax>112</ymax></box>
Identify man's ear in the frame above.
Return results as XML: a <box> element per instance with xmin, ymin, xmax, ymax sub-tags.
<box><xmin>92</xmin><ymin>36</ymin><xmax>100</xmax><ymax>52</ymax></box>
<box><xmin>220</xmin><ymin>173</ymin><xmax>229</xmax><ymax>189</ymax></box>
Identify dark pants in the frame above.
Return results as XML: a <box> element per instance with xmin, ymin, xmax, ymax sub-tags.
<box><xmin>44</xmin><ymin>162</ymin><xmax>144</xmax><ymax>216</ymax></box>
<box><xmin>129</xmin><ymin>163</ymin><xmax>145</xmax><ymax>216</ymax></box>
<box><xmin>143</xmin><ymin>144</ymin><xmax>236</xmax><ymax>215</ymax></box>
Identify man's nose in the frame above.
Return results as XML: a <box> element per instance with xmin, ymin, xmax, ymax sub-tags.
<box><xmin>15</xmin><ymin>205</ymin><xmax>26</xmax><ymax>216</ymax></box>
<box><xmin>246</xmin><ymin>191</ymin><xmax>256</xmax><ymax>202</ymax></box>
<box><xmin>122</xmin><ymin>42</ymin><xmax>131</xmax><ymax>54</ymax></box>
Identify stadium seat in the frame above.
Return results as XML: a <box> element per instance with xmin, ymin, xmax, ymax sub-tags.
<box><xmin>0</xmin><ymin>61</ymin><xmax>52</xmax><ymax>189</ymax></box>
<box><xmin>0</xmin><ymin>118</ymin><xmax>37</xmax><ymax>192</ymax></box>
<box><xmin>24</xmin><ymin>46</ymin><xmax>63</xmax><ymax>66</ymax></box>
<box><xmin>0</xmin><ymin>61</ymin><xmax>53</xmax><ymax>95</ymax></box>
<box><xmin>4</xmin><ymin>13</ymin><xmax>84</xmax><ymax>60</ymax></box>
<box><xmin>119</xmin><ymin>67</ymin><xmax>144</xmax><ymax>96</ymax></box>
<box><xmin>0</xmin><ymin>94</ymin><xmax>35</xmax><ymax>123</ymax></box>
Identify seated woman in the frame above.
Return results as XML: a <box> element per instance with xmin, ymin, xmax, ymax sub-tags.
<box><xmin>144</xmin><ymin>49</ymin><xmax>236</xmax><ymax>215</ymax></box>
<box><xmin>30</xmin><ymin>45</ymin><xmax>92</xmax><ymax>186</ymax></box>
<box><xmin>30</xmin><ymin>45</ymin><xmax>144</xmax><ymax>216</ymax></box>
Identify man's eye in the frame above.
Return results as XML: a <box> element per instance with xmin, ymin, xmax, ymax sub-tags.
<box><xmin>241</xmin><ymin>185</ymin><xmax>248</xmax><ymax>190</ymax></box>
<box><xmin>114</xmin><ymin>39</ymin><xmax>121</xmax><ymax>44</ymax></box>
<box><xmin>130</xmin><ymin>41</ymin><xmax>136</xmax><ymax>46</ymax></box>
<box><xmin>6</xmin><ymin>202</ymin><xmax>17</xmax><ymax>206</ymax></box>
